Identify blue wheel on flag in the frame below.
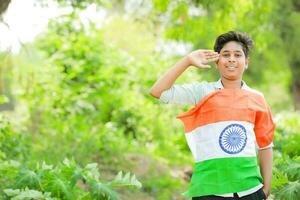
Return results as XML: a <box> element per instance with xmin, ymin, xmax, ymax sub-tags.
<box><xmin>219</xmin><ymin>124</ymin><xmax>247</xmax><ymax>154</ymax></box>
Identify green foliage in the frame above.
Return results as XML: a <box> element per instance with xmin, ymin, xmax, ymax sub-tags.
<box><xmin>88</xmin><ymin>181</ymin><xmax>119</xmax><ymax>200</ymax></box>
<box><xmin>284</xmin><ymin>159</ymin><xmax>300</xmax><ymax>181</ymax></box>
<box><xmin>272</xmin><ymin>165</ymin><xmax>289</xmax><ymax>189</ymax></box>
<box><xmin>272</xmin><ymin>112</ymin><xmax>300</xmax><ymax>199</ymax></box>
<box><xmin>275</xmin><ymin>181</ymin><xmax>300</xmax><ymax>200</ymax></box>
<box><xmin>1</xmin><ymin>0</ymin><xmax>299</xmax><ymax>199</ymax></box>
<box><xmin>0</xmin><ymin>115</ymin><xmax>28</xmax><ymax>161</ymax></box>
<box><xmin>110</xmin><ymin>171</ymin><xmax>142</xmax><ymax>189</ymax></box>
<box><xmin>4</xmin><ymin>188</ymin><xmax>56</xmax><ymax>200</ymax></box>
<box><xmin>15</xmin><ymin>169</ymin><xmax>41</xmax><ymax>190</ymax></box>
<box><xmin>84</xmin><ymin>164</ymin><xmax>142</xmax><ymax>200</ymax></box>
<box><xmin>1</xmin><ymin>159</ymin><xmax>142</xmax><ymax>200</ymax></box>
<box><xmin>0</xmin><ymin>95</ymin><xmax>9</xmax><ymax>104</ymax></box>
<box><xmin>274</xmin><ymin>112</ymin><xmax>300</xmax><ymax>158</ymax></box>
<box><xmin>143</xmin><ymin>173</ymin><xmax>183</xmax><ymax>200</ymax></box>
<box><xmin>0</xmin><ymin>160</ymin><xmax>20</xmax><ymax>191</ymax></box>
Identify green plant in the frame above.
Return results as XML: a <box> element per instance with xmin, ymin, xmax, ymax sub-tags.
<box><xmin>2</xmin><ymin>159</ymin><xmax>142</xmax><ymax>200</ymax></box>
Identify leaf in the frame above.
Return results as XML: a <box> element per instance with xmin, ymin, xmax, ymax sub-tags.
<box><xmin>3</xmin><ymin>188</ymin><xmax>20</xmax><ymax>196</ymax></box>
<box><xmin>3</xmin><ymin>188</ymin><xmax>56</xmax><ymax>200</ymax></box>
<box><xmin>11</xmin><ymin>189</ymin><xmax>44</xmax><ymax>200</ymax></box>
<box><xmin>69</xmin><ymin>167</ymin><xmax>83</xmax><ymax>188</ymax></box>
<box><xmin>60</xmin><ymin>158</ymin><xmax>82</xmax><ymax>187</ymax></box>
<box><xmin>43</xmin><ymin>173</ymin><xmax>74</xmax><ymax>199</ymax></box>
<box><xmin>284</xmin><ymin>160</ymin><xmax>300</xmax><ymax>181</ymax></box>
<box><xmin>63</xmin><ymin>158</ymin><xmax>71</xmax><ymax>167</ymax></box>
<box><xmin>109</xmin><ymin>171</ymin><xmax>142</xmax><ymax>189</ymax></box>
<box><xmin>272</xmin><ymin>167</ymin><xmax>289</xmax><ymax>189</ymax></box>
<box><xmin>82</xmin><ymin>163</ymin><xmax>100</xmax><ymax>181</ymax></box>
<box><xmin>88</xmin><ymin>180</ymin><xmax>119</xmax><ymax>200</ymax></box>
<box><xmin>43</xmin><ymin>163</ymin><xmax>54</xmax><ymax>170</ymax></box>
<box><xmin>15</xmin><ymin>169</ymin><xmax>41</xmax><ymax>189</ymax></box>
<box><xmin>275</xmin><ymin>181</ymin><xmax>300</xmax><ymax>200</ymax></box>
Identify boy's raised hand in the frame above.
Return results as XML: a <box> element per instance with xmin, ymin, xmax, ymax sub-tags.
<box><xmin>186</xmin><ymin>49</ymin><xmax>219</xmax><ymax>69</ymax></box>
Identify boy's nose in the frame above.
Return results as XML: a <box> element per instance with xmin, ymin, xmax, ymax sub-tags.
<box><xmin>228</xmin><ymin>55</ymin><xmax>236</xmax><ymax>62</ymax></box>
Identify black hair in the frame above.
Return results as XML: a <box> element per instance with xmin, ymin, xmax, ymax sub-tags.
<box><xmin>213</xmin><ymin>31</ymin><xmax>254</xmax><ymax>57</ymax></box>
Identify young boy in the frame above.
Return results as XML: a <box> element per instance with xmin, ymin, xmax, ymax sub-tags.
<box><xmin>150</xmin><ymin>31</ymin><xmax>275</xmax><ymax>200</ymax></box>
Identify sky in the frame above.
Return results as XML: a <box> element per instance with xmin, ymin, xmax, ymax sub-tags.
<box><xmin>0</xmin><ymin>0</ymin><xmax>63</xmax><ymax>52</ymax></box>
<box><xmin>0</xmin><ymin>0</ymin><xmax>189</xmax><ymax>56</ymax></box>
<box><xmin>0</xmin><ymin>0</ymin><xmax>106</xmax><ymax>53</ymax></box>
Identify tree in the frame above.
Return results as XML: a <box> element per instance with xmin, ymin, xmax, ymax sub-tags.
<box><xmin>0</xmin><ymin>0</ymin><xmax>11</xmax><ymax>18</ymax></box>
<box><xmin>273</xmin><ymin>0</ymin><xmax>300</xmax><ymax>109</ymax></box>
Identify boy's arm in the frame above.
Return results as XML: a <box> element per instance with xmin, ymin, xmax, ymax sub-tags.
<box><xmin>149</xmin><ymin>56</ymin><xmax>190</xmax><ymax>99</ymax></box>
<box><xmin>258</xmin><ymin>147</ymin><xmax>273</xmax><ymax>198</ymax></box>
<box><xmin>149</xmin><ymin>50</ymin><xmax>219</xmax><ymax>99</ymax></box>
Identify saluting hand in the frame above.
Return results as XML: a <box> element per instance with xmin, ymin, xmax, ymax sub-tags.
<box><xmin>186</xmin><ymin>49</ymin><xmax>219</xmax><ymax>69</ymax></box>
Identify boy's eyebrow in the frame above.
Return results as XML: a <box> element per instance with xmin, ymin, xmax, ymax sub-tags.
<box><xmin>221</xmin><ymin>50</ymin><xmax>243</xmax><ymax>53</ymax></box>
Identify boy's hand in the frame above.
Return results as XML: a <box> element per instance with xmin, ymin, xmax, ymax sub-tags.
<box><xmin>186</xmin><ymin>49</ymin><xmax>219</xmax><ymax>69</ymax></box>
<box><xmin>262</xmin><ymin>186</ymin><xmax>270</xmax><ymax>198</ymax></box>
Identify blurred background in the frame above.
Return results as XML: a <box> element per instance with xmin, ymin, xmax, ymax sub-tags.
<box><xmin>0</xmin><ymin>0</ymin><xmax>299</xmax><ymax>199</ymax></box>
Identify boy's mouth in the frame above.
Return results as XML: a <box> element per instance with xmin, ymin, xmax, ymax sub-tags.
<box><xmin>226</xmin><ymin>66</ymin><xmax>237</xmax><ymax>70</ymax></box>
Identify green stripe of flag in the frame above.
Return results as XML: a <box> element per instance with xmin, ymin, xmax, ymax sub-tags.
<box><xmin>184</xmin><ymin>157</ymin><xmax>263</xmax><ymax>197</ymax></box>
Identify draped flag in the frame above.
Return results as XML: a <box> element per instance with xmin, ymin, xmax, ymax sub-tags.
<box><xmin>176</xmin><ymin>89</ymin><xmax>275</xmax><ymax>197</ymax></box>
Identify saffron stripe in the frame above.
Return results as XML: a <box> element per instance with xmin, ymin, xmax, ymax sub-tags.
<box><xmin>176</xmin><ymin>89</ymin><xmax>275</xmax><ymax>148</ymax></box>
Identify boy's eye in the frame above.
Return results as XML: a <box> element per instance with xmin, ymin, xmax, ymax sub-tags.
<box><xmin>222</xmin><ymin>54</ymin><xmax>230</xmax><ymax>57</ymax></box>
<box><xmin>235</xmin><ymin>54</ymin><xmax>242</xmax><ymax>57</ymax></box>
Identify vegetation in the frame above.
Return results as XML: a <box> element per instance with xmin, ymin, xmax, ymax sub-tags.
<box><xmin>0</xmin><ymin>0</ymin><xmax>299</xmax><ymax>199</ymax></box>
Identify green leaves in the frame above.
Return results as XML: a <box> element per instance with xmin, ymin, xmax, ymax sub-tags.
<box><xmin>3</xmin><ymin>1</ymin><xmax>298</xmax><ymax>199</ymax></box>
<box><xmin>275</xmin><ymin>181</ymin><xmax>300</xmax><ymax>200</ymax></box>
<box><xmin>88</xmin><ymin>181</ymin><xmax>119</xmax><ymax>200</ymax></box>
<box><xmin>2</xmin><ymin>159</ymin><xmax>142</xmax><ymax>200</ymax></box>
<box><xmin>3</xmin><ymin>188</ymin><xmax>56</xmax><ymax>200</ymax></box>
<box><xmin>82</xmin><ymin>163</ymin><xmax>100</xmax><ymax>181</ymax></box>
<box><xmin>83</xmin><ymin>162</ymin><xmax>142</xmax><ymax>200</ymax></box>
<box><xmin>284</xmin><ymin>159</ymin><xmax>300</xmax><ymax>181</ymax></box>
<box><xmin>110</xmin><ymin>171</ymin><xmax>142</xmax><ymax>189</ymax></box>
<box><xmin>87</xmin><ymin>171</ymin><xmax>143</xmax><ymax>200</ymax></box>
<box><xmin>15</xmin><ymin>169</ymin><xmax>41</xmax><ymax>189</ymax></box>
<box><xmin>43</xmin><ymin>174</ymin><xmax>74</xmax><ymax>199</ymax></box>
<box><xmin>272</xmin><ymin>112</ymin><xmax>300</xmax><ymax>199</ymax></box>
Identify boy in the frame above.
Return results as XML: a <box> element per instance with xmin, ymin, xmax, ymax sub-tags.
<box><xmin>150</xmin><ymin>31</ymin><xmax>275</xmax><ymax>200</ymax></box>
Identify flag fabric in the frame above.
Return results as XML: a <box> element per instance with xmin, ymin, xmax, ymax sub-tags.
<box><xmin>176</xmin><ymin>88</ymin><xmax>275</xmax><ymax>198</ymax></box>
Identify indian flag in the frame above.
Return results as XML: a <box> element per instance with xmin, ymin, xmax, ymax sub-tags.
<box><xmin>176</xmin><ymin>89</ymin><xmax>275</xmax><ymax>198</ymax></box>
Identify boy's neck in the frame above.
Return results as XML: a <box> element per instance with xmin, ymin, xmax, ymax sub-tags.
<box><xmin>221</xmin><ymin>78</ymin><xmax>243</xmax><ymax>89</ymax></box>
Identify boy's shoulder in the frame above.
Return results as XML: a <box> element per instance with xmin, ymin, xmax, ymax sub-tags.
<box><xmin>192</xmin><ymin>80</ymin><xmax>222</xmax><ymax>90</ymax></box>
<box><xmin>242</xmin><ymin>85</ymin><xmax>269</xmax><ymax>108</ymax></box>
<box><xmin>244</xmin><ymin>86</ymin><xmax>264</xmax><ymax>97</ymax></box>
<box><xmin>192</xmin><ymin>80</ymin><xmax>266</xmax><ymax>100</ymax></box>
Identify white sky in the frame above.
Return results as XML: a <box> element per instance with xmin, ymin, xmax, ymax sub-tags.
<box><xmin>0</xmin><ymin>0</ymin><xmax>190</xmax><ymax>56</ymax></box>
<box><xmin>0</xmin><ymin>0</ymin><xmax>63</xmax><ymax>52</ymax></box>
<box><xmin>0</xmin><ymin>0</ymin><xmax>107</xmax><ymax>53</ymax></box>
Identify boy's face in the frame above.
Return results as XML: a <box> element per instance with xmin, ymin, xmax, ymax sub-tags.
<box><xmin>216</xmin><ymin>41</ymin><xmax>249</xmax><ymax>81</ymax></box>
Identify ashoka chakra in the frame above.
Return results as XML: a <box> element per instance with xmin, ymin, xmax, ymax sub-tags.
<box><xmin>219</xmin><ymin>124</ymin><xmax>247</xmax><ymax>154</ymax></box>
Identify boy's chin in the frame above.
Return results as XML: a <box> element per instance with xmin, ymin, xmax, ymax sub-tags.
<box><xmin>222</xmin><ymin>75</ymin><xmax>242</xmax><ymax>81</ymax></box>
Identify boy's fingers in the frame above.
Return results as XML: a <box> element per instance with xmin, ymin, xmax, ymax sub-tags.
<box><xmin>204</xmin><ymin>51</ymin><xmax>217</xmax><ymax>55</ymax></box>
<box><xmin>206</xmin><ymin>55</ymin><xmax>219</xmax><ymax>61</ymax></box>
<box><xmin>205</xmin><ymin>53</ymin><xmax>219</xmax><ymax>58</ymax></box>
<box><xmin>207</xmin><ymin>57</ymin><xmax>219</xmax><ymax>62</ymax></box>
<box><xmin>206</xmin><ymin>54</ymin><xmax>219</xmax><ymax>58</ymax></box>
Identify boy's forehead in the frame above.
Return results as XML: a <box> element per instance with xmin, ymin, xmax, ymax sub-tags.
<box><xmin>220</xmin><ymin>41</ymin><xmax>244</xmax><ymax>52</ymax></box>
